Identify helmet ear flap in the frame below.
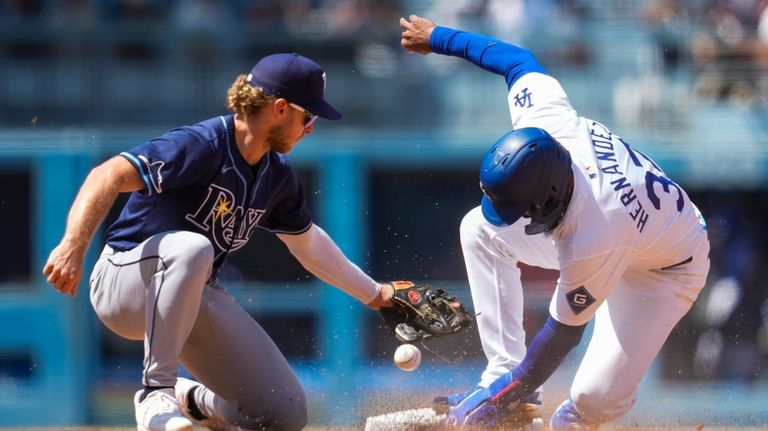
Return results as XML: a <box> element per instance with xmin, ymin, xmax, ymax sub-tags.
<box><xmin>526</xmin><ymin>164</ymin><xmax>574</xmax><ymax>234</ymax></box>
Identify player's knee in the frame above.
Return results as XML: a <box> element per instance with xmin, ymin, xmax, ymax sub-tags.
<box><xmin>571</xmin><ymin>389</ymin><xmax>636</xmax><ymax>424</ymax></box>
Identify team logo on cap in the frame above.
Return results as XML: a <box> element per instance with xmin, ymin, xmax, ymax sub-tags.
<box><xmin>565</xmin><ymin>286</ymin><xmax>595</xmax><ymax>315</ymax></box>
<box><xmin>322</xmin><ymin>72</ymin><xmax>327</xmax><ymax>91</ymax></box>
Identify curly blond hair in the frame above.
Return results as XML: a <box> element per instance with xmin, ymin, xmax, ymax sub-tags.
<box><xmin>225</xmin><ymin>74</ymin><xmax>277</xmax><ymax>115</ymax></box>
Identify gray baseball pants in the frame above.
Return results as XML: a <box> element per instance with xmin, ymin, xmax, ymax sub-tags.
<box><xmin>89</xmin><ymin>230</ymin><xmax>307</xmax><ymax>430</ymax></box>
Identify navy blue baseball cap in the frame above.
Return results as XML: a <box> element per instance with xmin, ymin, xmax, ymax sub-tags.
<box><xmin>247</xmin><ymin>53</ymin><xmax>342</xmax><ymax>120</ymax></box>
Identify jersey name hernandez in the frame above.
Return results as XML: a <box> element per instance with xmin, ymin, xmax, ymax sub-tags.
<box><xmin>507</xmin><ymin>73</ymin><xmax>706</xmax><ymax>326</ymax></box>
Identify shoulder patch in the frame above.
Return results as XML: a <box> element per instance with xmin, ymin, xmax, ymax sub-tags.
<box><xmin>565</xmin><ymin>286</ymin><xmax>595</xmax><ymax>315</ymax></box>
<box><xmin>513</xmin><ymin>87</ymin><xmax>533</xmax><ymax>109</ymax></box>
<box><xmin>137</xmin><ymin>155</ymin><xmax>165</xmax><ymax>194</ymax></box>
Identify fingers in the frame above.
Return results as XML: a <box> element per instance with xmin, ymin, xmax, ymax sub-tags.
<box><xmin>400</xmin><ymin>18</ymin><xmax>421</xmax><ymax>54</ymax></box>
<box><xmin>400</xmin><ymin>17</ymin><xmax>413</xmax><ymax>40</ymax></box>
<box><xmin>400</xmin><ymin>38</ymin><xmax>411</xmax><ymax>52</ymax></box>
<box><xmin>61</xmin><ymin>275</ymin><xmax>79</xmax><ymax>297</ymax></box>
<box><xmin>46</xmin><ymin>266</ymin><xmax>79</xmax><ymax>296</ymax></box>
<box><xmin>399</xmin><ymin>14</ymin><xmax>436</xmax><ymax>56</ymax></box>
<box><xmin>400</xmin><ymin>21</ymin><xmax>414</xmax><ymax>53</ymax></box>
<box><xmin>399</xmin><ymin>15</ymin><xmax>421</xmax><ymax>27</ymax></box>
<box><xmin>43</xmin><ymin>256</ymin><xmax>61</xmax><ymax>289</ymax></box>
<box><xmin>59</xmin><ymin>273</ymin><xmax>79</xmax><ymax>297</ymax></box>
<box><xmin>408</xmin><ymin>15</ymin><xmax>432</xmax><ymax>28</ymax></box>
<box><xmin>43</xmin><ymin>249</ymin><xmax>80</xmax><ymax>296</ymax></box>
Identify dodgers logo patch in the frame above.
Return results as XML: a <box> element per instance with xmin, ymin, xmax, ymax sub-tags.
<box><xmin>514</xmin><ymin>87</ymin><xmax>533</xmax><ymax>108</ymax></box>
<box><xmin>566</xmin><ymin>286</ymin><xmax>595</xmax><ymax>315</ymax></box>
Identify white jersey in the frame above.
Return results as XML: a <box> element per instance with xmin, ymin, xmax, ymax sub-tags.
<box><xmin>507</xmin><ymin>73</ymin><xmax>707</xmax><ymax>326</ymax></box>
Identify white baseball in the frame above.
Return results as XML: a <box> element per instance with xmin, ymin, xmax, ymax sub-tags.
<box><xmin>394</xmin><ymin>343</ymin><xmax>422</xmax><ymax>371</ymax></box>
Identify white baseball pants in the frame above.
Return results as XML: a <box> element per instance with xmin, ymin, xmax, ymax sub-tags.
<box><xmin>459</xmin><ymin>206</ymin><xmax>709</xmax><ymax>423</ymax></box>
<box><xmin>89</xmin><ymin>230</ymin><xmax>307</xmax><ymax>430</ymax></box>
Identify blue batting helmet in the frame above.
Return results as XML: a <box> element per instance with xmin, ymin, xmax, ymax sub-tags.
<box><xmin>479</xmin><ymin>127</ymin><xmax>573</xmax><ymax>234</ymax></box>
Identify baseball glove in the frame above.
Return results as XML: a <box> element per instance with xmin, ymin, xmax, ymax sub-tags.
<box><xmin>380</xmin><ymin>281</ymin><xmax>473</xmax><ymax>343</ymax></box>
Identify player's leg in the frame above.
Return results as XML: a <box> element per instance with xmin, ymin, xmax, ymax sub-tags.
<box><xmin>445</xmin><ymin>206</ymin><xmax>556</xmax><ymax>427</ymax></box>
<box><xmin>550</xmin><ymin>282</ymin><xmax>660</xmax><ymax>429</ymax></box>
<box><xmin>177</xmin><ymin>285</ymin><xmax>307</xmax><ymax>431</ymax></box>
<box><xmin>554</xmin><ymin>236</ymin><xmax>710</xmax><ymax>428</ymax></box>
<box><xmin>175</xmin><ymin>376</ymin><xmax>238</xmax><ymax>431</ymax></box>
<box><xmin>459</xmin><ymin>206</ymin><xmax>559</xmax><ymax>386</ymax></box>
<box><xmin>89</xmin><ymin>230</ymin><xmax>214</xmax><ymax>431</ymax></box>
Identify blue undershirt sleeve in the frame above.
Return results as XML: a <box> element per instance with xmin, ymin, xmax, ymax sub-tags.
<box><xmin>429</xmin><ymin>26</ymin><xmax>547</xmax><ymax>89</ymax></box>
<box><xmin>511</xmin><ymin>315</ymin><xmax>586</xmax><ymax>393</ymax></box>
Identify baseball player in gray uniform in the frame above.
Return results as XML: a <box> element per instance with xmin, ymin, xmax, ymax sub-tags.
<box><xmin>400</xmin><ymin>16</ymin><xmax>710</xmax><ymax>429</ymax></box>
<box><xmin>43</xmin><ymin>53</ymin><xmax>395</xmax><ymax>431</ymax></box>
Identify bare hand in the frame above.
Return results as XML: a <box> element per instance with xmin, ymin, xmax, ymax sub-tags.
<box><xmin>367</xmin><ymin>282</ymin><xmax>394</xmax><ymax>309</ymax></box>
<box><xmin>400</xmin><ymin>15</ymin><xmax>436</xmax><ymax>55</ymax></box>
<box><xmin>43</xmin><ymin>241</ymin><xmax>85</xmax><ymax>297</ymax></box>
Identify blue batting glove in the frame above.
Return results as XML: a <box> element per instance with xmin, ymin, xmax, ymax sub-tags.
<box><xmin>445</xmin><ymin>386</ymin><xmax>494</xmax><ymax>426</ymax></box>
<box><xmin>446</xmin><ymin>372</ymin><xmax>525</xmax><ymax>427</ymax></box>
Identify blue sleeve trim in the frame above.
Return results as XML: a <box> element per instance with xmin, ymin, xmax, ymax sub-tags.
<box><xmin>511</xmin><ymin>315</ymin><xmax>586</xmax><ymax>393</ymax></box>
<box><xmin>119</xmin><ymin>152</ymin><xmax>152</xmax><ymax>196</ymax></box>
<box><xmin>429</xmin><ymin>26</ymin><xmax>547</xmax><ymax>89</ymax></box>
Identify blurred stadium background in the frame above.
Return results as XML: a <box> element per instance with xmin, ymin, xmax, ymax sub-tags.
<box><xmin>1</xmin><ymin>0</ymin><xmax>767</xmax><ymax>428</ymax></box>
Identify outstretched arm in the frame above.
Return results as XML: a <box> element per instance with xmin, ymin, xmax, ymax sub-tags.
<box><xmin>277</xmin><ymin>224</ymin><xmax>393</xmax><ymax>308</ymax></box>
<box><xmin>505</xmin><ymin>316</ymin><xmax>586</xmax><ymax>393</ymax></box>
<box><xmin>400</xmin><ymin>15</ymin><xmax>547</xmax><ymax>89</ymax></box>
<box><xmin>43</xmin><ymin>156</ymin><xmax>144</xmax><ymax>296</ymax></box>
<box><xmin>449</xmin><ymin>315</ymin><xmax>586</xmax><ymax>425</ymax></box>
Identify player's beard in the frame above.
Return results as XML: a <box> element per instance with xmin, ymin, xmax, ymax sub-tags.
<box><xmin>266</xmin><ymin>122</ymin><xmax>297</xmax><ymax>154</ymax></box>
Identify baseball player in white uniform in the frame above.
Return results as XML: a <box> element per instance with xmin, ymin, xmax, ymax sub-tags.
<box><xmin>400</xmin><ymin>16</ymin><xmax>710</xmax><ymax>429</ymax></box>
